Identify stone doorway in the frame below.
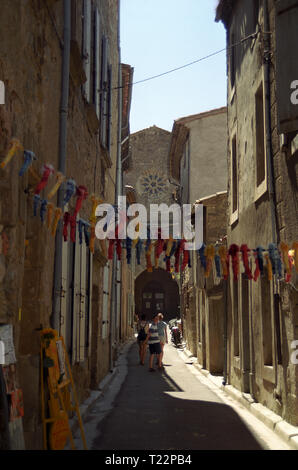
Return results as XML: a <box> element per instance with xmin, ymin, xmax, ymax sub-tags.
<box><xmin>135</xmin><ymin>268</ymin><xmax>180</xmax><ymax>322</ymax></box>
<box><xmin>142</xmin><ymin>282</ymin><xmax>165</xmax><ymax>317</ymax></box>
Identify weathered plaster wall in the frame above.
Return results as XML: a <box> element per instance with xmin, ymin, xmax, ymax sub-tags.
<box><xmin>225</xmin><ymin>0</ymin><xmax>298</xmax><ymax>425</ymax></box>
<box><xmin>0</xmin><ymin>0</ymin><xmax>120</xmax><ymax>448</ymax></box>
<box><xmin>188</xmin><ymin>109</ymin><xmax>227</xmax><ymax>202</ymax></box>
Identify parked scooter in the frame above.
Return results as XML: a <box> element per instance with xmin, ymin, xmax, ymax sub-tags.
<box><xmin>170</xmin><ymin>322</ymin><xmax>181</xmax><ymax>346</ymax></box>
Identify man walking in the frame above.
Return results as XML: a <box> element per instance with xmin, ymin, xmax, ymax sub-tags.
<box><xmin>147</xmin><ymin>313</ymin><xmax>162</xmax><ymax>372</ymax></box>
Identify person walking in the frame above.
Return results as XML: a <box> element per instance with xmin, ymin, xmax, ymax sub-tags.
<box><xmin>137</xmin><ymin>314</ymin><xmax>149</xmax><ymax>365</ymax></box>
<box><xmin>157</xmin><ymin>313</ymin><xmax>168</xmax><ymax>366</ymax></box>
<box><xmin>147</xmin><ymin>313</ymin><xmax>162</xmax><ymax>372</ymax></box>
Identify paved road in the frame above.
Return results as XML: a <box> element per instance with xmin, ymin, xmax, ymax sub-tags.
<box><xmin>88</xmin><ymin>340</ymin><xmax>265</xmax><ymax>450</ymax></box>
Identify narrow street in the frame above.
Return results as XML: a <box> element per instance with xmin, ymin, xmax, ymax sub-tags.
<box><xmin>71</xmin><ymin>336</ymin><xmax>291</xmax><ymax>451</ymax></box>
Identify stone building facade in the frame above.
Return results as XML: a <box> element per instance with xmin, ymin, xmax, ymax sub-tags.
<box><xmin>168</xmin><ymin>109</ymin><xmax>228</xmax><ymax>372</ymax></box>
<box><xmin>124</xmin><ymin>126</ymin><xmax>180</xmax><ymax>322</ymax></box>
<box><xmin>181</xmin><ymin>192</ymin><xmax>228</xmax><ymax>374</ymax></box>
<box><xmin>0</xmin><ymin>0</ymin><xmax>133</xmax><ymax>449</ymax></box>
<box><xmin>216</xmin><ymin>0</ymin><xmax>298</xmax><ymax>425</ymax></box>
<box><xmin>169</xmin><ymin>107</ymin><xmax>227</xmax><ymax>205</ymax></box>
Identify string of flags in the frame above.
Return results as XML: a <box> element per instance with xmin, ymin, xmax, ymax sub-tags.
<box><xmin>118</xmin><ymin>235</ymin><xmax>297</xmax><ymax>283</ymax></box>
<box><xmin>1</xmin><ymin>138</ymin><xmax>104</xmax><ymax>255</ymax></box>
<box><xmin>1</xmin><ymin>138</ymin><xmax>297</xmax><ymax>283</ymax></box>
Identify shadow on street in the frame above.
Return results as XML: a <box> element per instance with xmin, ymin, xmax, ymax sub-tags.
<box><xmin>91</xmin><ymin>342</ymin><xmax>263</xmax><ymax>450</ymax></box>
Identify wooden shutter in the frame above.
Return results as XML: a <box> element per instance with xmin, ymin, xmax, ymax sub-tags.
<box><xmin>275</xmin><ymin>0</ymin><xmax>298</xmax><ymax>133</ymax></box>
<box><xmin>100</xmin><ymin>36</ymin><xmax>109</xmax><ymax>147</ymax></box>
<box><xmin>82</xmin><ymin>0</ymin><xmax>92</xmax><ymax>102</ymax></box>
<box><xmin>79</xmin><ymin>242</ymin><xmax>87</xmax><ymax>362</ymax></box>
<box><xmin>116</xmin><ymin>260</ymin><xmax>121</xmax><ymax>330</ymax></box>
<box><xmin>107</xmin><ymin>65</ymin><xmax>113</xmax><ymax>152</ymax></box>
<box><xmin>60</xmin><ymin>239</ymin><xmax>68</xmax><ymax>340</ymax></box>
<box><xmin>94</xmin><ymin>7</ymin><xmax>101</xmax><ymax>118</ymax></box>
<box><xmin>87</xmin><ymin>252</ymin><xmax>93</xmax><ymax>357</ymax></box>
<box><xmin>72</xmin><ymin>224</ymin><xmax>81</xmax><ymax>364</ymax></box>
<box><xmin>102</xmin><ymin>264</ymin><xmax>109</xmax><ymax>338</ymax></box>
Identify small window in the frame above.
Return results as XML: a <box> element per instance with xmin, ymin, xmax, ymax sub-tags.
<box><xmin>155</xmin><ymin>293</ymin><xmax>164</xmax><ymax>299</ymax></box>
<box><xmin>143</xmin><ymin>293</ymin><xmax>152</xmax><ymax>299</ymax></box>
<box><xmin>230</xmin><ymin>31</ymin><xmax>236</xmax><ymax>90</ymax></box>
<box><xmin>230</xmin><ymin>133</ymin><xmax>238</xmax><ymax>224</ymax></box>
<box><xmin>255</xmin><ymin>82</ymin><xmax>266</xmax><ymax>187</ymax></box>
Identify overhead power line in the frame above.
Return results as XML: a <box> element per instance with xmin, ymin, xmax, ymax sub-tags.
<box><xmin>106</xmin><ymin>30</ymin><xmax>260</xmax><ymax>93</ymax></box>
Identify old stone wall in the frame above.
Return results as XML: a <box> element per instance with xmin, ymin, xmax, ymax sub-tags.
<box><xmin>124</xmin><ymin>126</ymin><xmax>182</xmax><ymax>320</ymax></box>
<box><xmin>188</xmin><ymin>109</ymin><xmax>227</xmax><ymax>202</ymax></box>
<box><xmin>224</xmin><ymin>0</ymin><xmax>298</xmax><ymax>425</ymax></box>
<box><xmin>0</xmin><ymin>0</ymin><xmax>121</xmax><ymax>448</ymax></box>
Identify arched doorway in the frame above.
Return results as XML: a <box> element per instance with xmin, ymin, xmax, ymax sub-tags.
<box><xmin>135</xmin><ymin>268</ymin><xmax>180</xmax><ymax>322</ymax></box>
<box><xmin>142</xmin><ymin>281</ymin><xmax>165</xmax><ymax>317</ymax></box>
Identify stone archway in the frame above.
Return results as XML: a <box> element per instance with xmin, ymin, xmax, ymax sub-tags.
<box><xmin>135</xmin><ymin>268</ymin><xmax>180</xmax><ymax>322</ymax></box>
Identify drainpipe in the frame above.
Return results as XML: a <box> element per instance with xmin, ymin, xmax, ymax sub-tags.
<box><xmin>263</xmin><ymin>0</ymin><xmax>278</xmax><ymax>247</ymax></box>
<box><xmin>51</xmin><ymin>0</ymin><xmax>71</xmax><ymax>331</ymax></box>
<box><xmin>263</xmin><ymin>0</ymin><xmax>282</xmax><ymax>399</ymax></box>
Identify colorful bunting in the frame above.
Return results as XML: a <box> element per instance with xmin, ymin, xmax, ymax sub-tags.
<box><xmin>240</xmin><ymin>244</ymin><xmax>253</xmax><ymax>280</ymax></box>
<box><xmin>218</xmin><ymin>246</ymin><xmax>229</xmax><ymax>280</ymax></box>
<box><xmin>19</xmin><ymin>150</ymin><xmax>36</xmax><ymax>176</ymax></box>
<box><xmin>205</xmin><ymin>245</ymin><xmax>215</xmax><ymax>278</ymax></box>
<box><xmin>34</xmin><ymin>164</ymin><xmax>54</xmax><ymax>195</ymax></box>
<box><xmin>228</xmin><ymin>244</ymin><xmax>240</xmax><ymax>281</ymax></box>
<box><xmin>1</xmin><ymin>139</ymin><xmax>297</xmax><ymax>282</ymax></box>
<box><xmin>63</xmin><ymin>179</ymin><xmax>76</xmax><ymax>206</ymax></box>
<box><xmin>0</xmin><ymin>138</ymin><xmax>23</xmax><ymax>169</ymax></box>
<box><xmin>214</xmin><ymin>252</ymin><xmax>221</xmax><ymax>278</ymax></box>
<box><xmin>47</xmin><ymin>172</ymin><xmax>65</xmax><ymax>200</ymax></box>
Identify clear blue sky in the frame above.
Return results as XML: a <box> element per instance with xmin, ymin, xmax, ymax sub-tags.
<box><xmin>120</xmin><ymin>0</ymin><xmax>227</xmax><ymax>133</ymax></box>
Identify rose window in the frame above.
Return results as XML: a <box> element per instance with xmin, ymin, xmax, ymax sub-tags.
<box><xmin>139</xmin><ymin>170</ymin><xmax>167</xmax><ymax>199</ymax></box>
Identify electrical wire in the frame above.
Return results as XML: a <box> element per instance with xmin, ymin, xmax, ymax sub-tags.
<box><xmin>102</xmin><ymin>30</ymin><xmax>260</xmax><ymax>94</ymax></box>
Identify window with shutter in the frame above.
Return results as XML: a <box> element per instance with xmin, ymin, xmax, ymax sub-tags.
<box><xmin>100</xmin><ymin>36</ymin><xmax>109</xmax><ymax>148</ymax></box>
<box><xmin>230</xmin><ymin>31</ymin><xmax>236</xmax><ymax>92</ymax></box>
<box><xmin>79</xmin><ymin>240</ymin><xmax>87</xmax><ymax>362</ymax></box>
<box><xmin>72</xmin><ymin>223</ymin><xmax>81</xmax><ymax>364</ymax></box>
<box><xmin>254</xmin><ymin>77</ymin><xmax>268</xmax><ymax>201</ymax></box>
<box><xmin>102</xmin><ymin>264</ymin><xmax>109</xmax><ymax>339</ymax></box>
<box><xmin>86</xmin><ymin>251</ymin><xmax>93</xmax><ymax>354</ymax></box>
<box><xmin>275</xmin><ymin>0</ymin><xmax>298</xmax><ymax>134</ymax></box>
<box><xmin>59</xmin><ymin>238</ymin><xmax>75</xmax><ymax>357</ymax></box>
<box><xmin>71</xmin><ymin>223</ymin><xmax>92</xmax><ymax>363</ymax></box>
<box><xmin>230</xmin><ymin>133</ymin><xmax>238</xmax><ymax>225</ymax></box>
<box><xmin>82</xmin><ymin>0</ymin><xmax>92</xmax><ymax>102</ymax></box>
<box><xmin>60</xmin><ymin>239</ymin><xmax>68</xmax><ymax>341</ymax></box>
<box><xmin>107</xmin><ymin>65</ymin><xmax>113</xmax><ymax>151</ymax></box>
<box><xmin>94</xmin><ymin>7</ymin><xmax>101</xmax><ymax>118</ymax></box>
<box><xmin>116</xmin><ymin>260</ymin><xmax>121</xmax><ymax>330</ymax></box>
